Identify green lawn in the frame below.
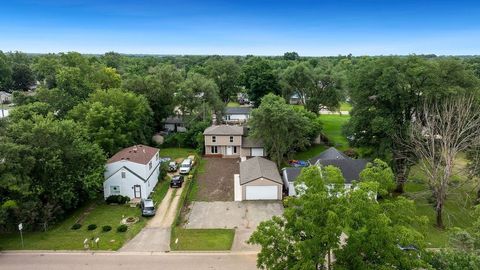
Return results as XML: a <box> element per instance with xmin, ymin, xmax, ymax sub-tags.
<box><xmin>0</xmin><ymin>202</ymin><xmax>146</xmax><ymax>251</ymax></box>
<box><xmin>293</xmin><ymin>144</ymin><xmax>328</xmax><ymax>161</ymax></box>
<box><xmin>227</xmin><ymin>102</ymin><xmax>240</xmax><ymax>107</ymax></box>
<box><xmin>405</xmin><ymin>156</ymin><xmax>477</xmax><ymax>248</ymax></box>
<box><xmin>321</xmin><ymin>114</ymin><xmax>350</xmax><ymax>150</ymax></box>
<box><xmin>160</xmin><ymin>147</ymin><xmax>197</xmax><ymax>160</ymax></box>
<box><xmin>339</xmin><ymin>102</ymin><xmax>352</xmax><ymax>112</ymax></box>
<box><xmin>170</xmin><ymin>228</ymin><xmax>235</xmax><ymax>251</ymax></box>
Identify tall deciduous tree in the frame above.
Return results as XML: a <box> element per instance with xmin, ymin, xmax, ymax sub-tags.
<box><xmin>69</xmin><ymin>88</ymin><xmax>153</xmax><ymax>155</ymax></box>
<box><xmin>0</xmin><ymin>115</ymin><xmax>105</xmax><ymax>229</ymax></box>
<box><xmin>204</xmin><ymin>58</ymin><xmax>241</xmax><ymax>103</ymax></box>
<box><xmin>346</xmin><ymin>56</ymin><xmax>479</xmax><ymax>192</ymax></box>
<box><xmin>0</xmin><ymin>51</ymin><xmax>12</xmax><ymax>91</ymax></box>
<box><xmin>406</xmin><ymin>95</ymin><xmax>480</xmax><ymax>228</ymax></box>
<box><xmin>249</xmin><ymin>94</ymin><xmax>319</xmax><ymax>167</ymax></box>
<box><xmin>241</xmin><ymin>57</ymin><xmax>279</xmax><ymax>107</ymax></box>
<box><xmin>249</xmin><ymin>166</ymin><xmax>427</xmax><ymax>270</ymax></box>
<box><xmin>176</xmin><ymin>72</ymin><xmax>223</xmax><ymax>121</ymax></box>
<box><xmin>123</xmin><ymin>64</ymin><xmax>182</xmax><ymax>129</ymax></box>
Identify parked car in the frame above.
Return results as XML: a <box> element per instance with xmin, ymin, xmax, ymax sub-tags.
<box><xmin>170</xmin><ymin>175</ymin><xmax>184</xmax><ymax>188</ymax></box>
<box><xmin>179</xmin><ymin>158</ymin><xmax>192</xmax><ymax>174</ymax></box>
<box><xmin>168</xmin><ymin>161</ymin><xmax>178</xmax><ymax>172</ymax></box>
<box><xmin>140</xmin><ymin>199</ymin><xmax>156</xmax><ymax>217</ymax></box>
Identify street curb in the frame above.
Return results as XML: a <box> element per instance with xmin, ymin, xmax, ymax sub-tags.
<box><xmin>0</xmin><ymin>250</ymin><xmax>259</xmax><ymax>256</ymax></box>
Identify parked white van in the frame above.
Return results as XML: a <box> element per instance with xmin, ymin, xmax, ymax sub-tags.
<box><xmin>179</xmin><ymin>158</ymin><xmax>192</xmax><ymax>174</ymax></box>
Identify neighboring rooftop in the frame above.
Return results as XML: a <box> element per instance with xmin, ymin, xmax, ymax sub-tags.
<box><xmin>242</xmin><ymin>136</ymin><xmax>264</xmax><ymax>148</ymax></box>
<box><xmin>225</xmin><ymin>106</ymin><xmax>252</xmax><ymax>115</ymax></box>
<box><xmin>203</xmin><ymin>125</ymin><xmax>245</xmax><ymax>136</ymax></box>
<box><xmin>282</xmin><ymin>167</ymin><xmax>303</xmax><ymax>183</ymax></box>
<box><xmin>317</xmin><ymin>159</ymin><xmax>369</xmax><ymax>184</ymax></box>
<box><xmin>107</xmin><ymin>144</ymin><xmax>159</xmax><ymax>165</ymax></box>
<box><xmin>240</xmin><ymin>157</ymin><xmax>282</xmax><ymax>185</ymax></box>
<box><xmin>164</xmin><ymin>116</ymin><xmax>184</xmax><ymax>124</ymax></box>
<box><xmin>309</xmin><ymin>147</ymin><xmax>349</xmax><ymax>165</ymax></box>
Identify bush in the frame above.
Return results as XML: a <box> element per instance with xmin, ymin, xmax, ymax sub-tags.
<box><xmin>117</xmin><ymin>224</ymin><xmax>128</xmax><ymax>232</ymax></box>
<box><xmin>106</xmin><ymin>195</ymin><xmax>130</xmax><ymax>204</ymax></box>
<box><xmin>87</xmin><ymin>224</ymin><xmax>97</xmax><ymax>230</ymax></box>
<box><xmin>102</xmin><ymin>225</ymin><xmax>112</xmax><ymax>232</ymax></box>
<box><xmin>343</xmin><ymin>148</ymin><xmax>359</xmax><ymax>158</ymax></box>
<box><xmin>71</xmin><ymin>223</ymin><xmax>82</xmax><ymax>230</ymax></box>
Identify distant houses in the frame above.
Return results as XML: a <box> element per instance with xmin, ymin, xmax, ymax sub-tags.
<box><xmin>103</xmin><ymin>145</ymin><xmax>161</xmax><ymax>200</ymax></box>
<box><xmin>223</xmin><ymin>107</ymin><xmax>252</xmax><ymax>124</ymax></box>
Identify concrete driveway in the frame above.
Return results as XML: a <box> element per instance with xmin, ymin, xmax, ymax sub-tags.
<box><xmin>185</xmin><ymin>201</ymin><xmax>283</xmax><ymax>251</ymax></box>
<box><xmin>120</xmin><ymin>184</ymin><xmax>184</xmax><ymax>252</ymax></box>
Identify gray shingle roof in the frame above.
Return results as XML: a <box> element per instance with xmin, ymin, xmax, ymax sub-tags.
<box><xmin>225</xmin><ymin>107</ymin><xmax>252</xmax><ymax>115</ymax></box>
<box><xmin>242</xmin><ymin>136</ymin><xmax>264</xmax><ymax>148</ymax></box>
<box><xmin>240</xmin><ymin>157</ymin><xmax>282</xmax><ymax>185</ymax></box>
<box><xmin>317</xmin><ymin>159</ymin><xmax>369</xmax><ymax>184</ymax></box>
<box><xmin>282</xmin><ymin>167</ymin><xmax>303</xmax><ymax>183</ymax></box>
<box><xmin>309</xmin><ymin>147</ymin><xmax>349</xmax><ymax>165</ymax></box>
<box><xmin>164</xmin><ymin>116</ymin><xmax>183</xmax><ymax>124</ymax></box>
<box><xmin>203</xmin><ymin>125</ymin><xmax>245</xmax><ymax>135</ymax></box>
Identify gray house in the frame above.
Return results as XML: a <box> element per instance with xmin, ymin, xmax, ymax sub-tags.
<box><xmin>282</xmin><ymin>147</ymin><xmax>369</xmax><ymax>196</ymax></box>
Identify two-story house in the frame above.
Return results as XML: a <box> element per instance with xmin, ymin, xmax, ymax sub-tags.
<box><xmin>103</xmin><ymin>145</ymin><xmax>161</xmax><ymax>200</ymax></box>
<box><xmin>203</xmin><ymin>125</ymin><xmax>266</xmax><ymax>158</ymax></box>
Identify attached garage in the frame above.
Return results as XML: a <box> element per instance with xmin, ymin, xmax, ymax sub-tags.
<box><xmin>251</xmin><ymin>147</ymin><xmax>264</xmax><ymax>157</ymax></box>
<box><xmin>238</xmin><ymin>157</ymin><xmax>283</xmax><ymax>201</ymax></box>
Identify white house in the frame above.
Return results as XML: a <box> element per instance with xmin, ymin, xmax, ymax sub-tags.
<box><xmin>223</xmin><ymin>107</ymin><xmax>252</xmax><ymax>124</ymax></box>
<box><xmin>103</xmin><ymin>145</ymin><xmax>161</xmax><ymax>200</ymax></box>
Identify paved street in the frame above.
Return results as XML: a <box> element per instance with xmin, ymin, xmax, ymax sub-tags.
<box><xmin>0</xmin><ymin>252</ymin><xmax>258</xmax><ymax>270</ymax></box>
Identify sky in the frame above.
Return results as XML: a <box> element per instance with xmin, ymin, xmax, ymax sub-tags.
<box><xmin>1</xmin><ymin>0</ymin><xmax>480</xmax><ymax>56</ymax></box>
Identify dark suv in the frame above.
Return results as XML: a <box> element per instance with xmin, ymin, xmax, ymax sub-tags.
<box><xmin>170</xmin><ymin>175</ymin><xmax>184</xmax><ymax>188</ymax></box>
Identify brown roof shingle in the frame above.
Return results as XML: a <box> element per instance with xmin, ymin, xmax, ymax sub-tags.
<box><xmin>107</xmin><ymin>145</ymin><xmax>159</xmax><ymax>165</ymax></box>
<box><xmin>240</xmin><ymin>157</ymin><xmax>282</xmax><ymax>185</ymax></box>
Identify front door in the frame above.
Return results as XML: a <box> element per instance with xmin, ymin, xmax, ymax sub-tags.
<box><xmin>226</xmin><ymin>146</ymin><xmax>233</xmax><ymax>155</ymax></box>
<box><xmin>133</xmin><ymin>185</ymin><xmax>141</xmax><ymax>198</ymax></box>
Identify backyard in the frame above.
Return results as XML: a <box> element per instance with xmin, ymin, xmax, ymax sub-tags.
<box><xmin>293</xmin><ymin>114</ymin><xmax>350</xmax><ymax>160</ymax></box>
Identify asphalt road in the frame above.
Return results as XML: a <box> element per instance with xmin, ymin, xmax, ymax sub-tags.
<box><xmin>0</xmin><ymin>252</ymin><xmax>258</xmax><ymax>270</ymax></box>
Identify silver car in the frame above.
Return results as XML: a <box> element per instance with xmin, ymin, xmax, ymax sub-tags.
<box><xmin>140</xmin><ymin>199</ymin><xmax>156</xmax><ymax>217</ymax></box>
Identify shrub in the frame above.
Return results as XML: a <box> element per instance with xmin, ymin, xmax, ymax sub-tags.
<box><xmin>87</xmin><ymin>224</ymin><xmax>97</xmax><ymax>230</ymax></box>
<box><xmin>343</xmin><ymin>148</ymin><xmax>359</xmax><ymax>158</ymax></box>
<box><xmin>71</xmin><ymin>223</ymin><xmax>82</xmax><ymax>230</ymax></box>
<box><xmin>117</xmin><ymin>224</ymin><xmax>128</xmax><ymax>232</ymax></box>
<box><xmin>102</xmin><ymin>225</ymin><xmax>112</xmax><ymax>232</ymax></box>
<box><xmin>106</xmin><ymin>195</ymin><xmax>130</xmax><ymax>204</ymax></box>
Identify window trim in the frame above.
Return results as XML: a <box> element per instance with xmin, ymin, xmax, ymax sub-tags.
<box><xmin>212</xmin><ymin>136</ymin><xmax>216</xmax><ymax>143</ymax></box>
<box><xmin>211</xmin><ymin>146</ymin><xmax>218</xmax><ymax>154</ymax></box>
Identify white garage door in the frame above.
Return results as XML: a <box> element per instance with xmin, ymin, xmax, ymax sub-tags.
<box><xmin>251</xmin><ymin>148</ymin><xmax>264</xmax><ymax>157</ymax></box>
<box><xmin>245</xmin><ymin>186</ymin><xmax>278</xmax><ymax>200</ymax></box>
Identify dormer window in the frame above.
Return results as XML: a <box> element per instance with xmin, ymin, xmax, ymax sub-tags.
<box><xmin>212</xmin><ymin>136</ymin><xmax>216</xmax><ymax>143</ymax></box>
<box><xmin>230</xmin><ymin>136</ymin><xmax>233</xmax><ymax>142</ymax></box>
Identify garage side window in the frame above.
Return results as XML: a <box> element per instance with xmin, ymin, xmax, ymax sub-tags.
<box><xmin>110</xmin><ymin>185</ymin><xmax>120</xmax><ymax>195</ymax></box>
<box><xmin>121</xmin><ymin>171</ymin><xmax>126</xmax><ymax>178</ymax></box>
<box><xmin>211</xmin><ymin>146</ymin><xmax>218</xmax><ymax>154</ymax></box>
<box><xmin>212</xmin><ymin>136</ymin><xmax>216</xmax><ymax>143</ymax></box>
